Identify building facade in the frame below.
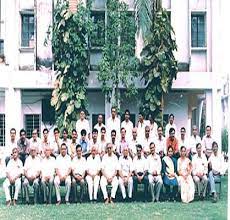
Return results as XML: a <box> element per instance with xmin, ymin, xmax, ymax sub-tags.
<box><xmin>0</xmin><ymin>0</ymin><xmax>227</xmax><ymax>148</ymax></box>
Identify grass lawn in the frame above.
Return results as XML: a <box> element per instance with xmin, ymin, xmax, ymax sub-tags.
<box><xmin>0</xmin><ymin>176</ymin><xmax>228</xmax><ymax>220</ymax></box>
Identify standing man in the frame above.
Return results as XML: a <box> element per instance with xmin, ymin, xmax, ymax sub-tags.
<box><xmin>17</xmin><ymin>129</ymin><xmax>30</xmax><ymax>165</ymax></box>
<box><xmin>3</xmin><ymin>148</ymin><xmax>23</xmax><ymax>206</ymax></box>
<box><xmin>51</xmin><ymin>128</ymin><xmax>61</xmax><ymax>158</ymax></box>
<box><xmin>147</xmin><ymin>143</ymin><xmax>163</xmax><ymax>202</ymax></box>
<box><xmin>98</xmin><ymin>127</ymin><xmax>107</xmax><ymax>156</ymax></box>
<box><xmin>69</xmin><ymin>129</ymin><xmax>78</xmax><ymax>159</ymax></box>
<box><xmin>41</xmin><ymin>128</ymin><xmax>50</xmax><ymax>158</ymax></box>
<box><xmin>29</xmin><ymin>129</ymin><xmax>41</xmax><ymax>155</ymax></box>
<box><xmin>110</xmin><ymin>130</ymin><xmax>119</xmax><ymax>156</ymax></box>
<box><xmin>166</xmin><ymin>128</ymin><xmax>179</xmax><ymax>158</ymax></box>
<box><xmin>79</xmin><ymin>129</ymin><xmax>90</xmax><ymax>157</ymax></box>
<box><xmin>178</xmin><ymin>127</ymin><xmax>189</xmax><ymax>150</ymax></box>
<box><xmin>86</xmin><ymin>146</ymin><xmax>101</xmax><ymax>202</ymax></box>
<box><xmin>72</xmin><ymin>144</ymin><xmax>87</xmax><ymax>203</ymax></box>
<box><xmin>189</xmin><ymin>125</ymin><xmax>202</xmax><ymax>156</ymax></box>
<box><xmin>142</xmin><ymin>126</ymin><xmax>154</xmax><ymax>157</ymax></box>
<box><xmin>23</xmin><ymin>145</ymin><xmax>41</xmax><ymax>204</ymax></box>
<box><xmin>202</xmin><ymin>125</ymin><xmax>215</xmax><ymax>158</ymax></box>
<box><xmin>121</xmin><ymin>109</ymin><xmax>133</xmax><ymax>142</ymax></box>
<box><xmin>89</xmin><ymin>129</ymin><xmax>100</xmax><ymax>153</ymax></box>
<box><xmin>5</xmin><ymin>128</ymin><xmax>17</xmax><ymax>165</ymax></box>
<box><xmin>54</xmin><ymin>143</ymin><xmax>72</xmax><ymax>205</ymax></box>
<box><xmin>61</xmin><ymin>128</ymin><xmax>71</xmax><ymax>154</ymax></box>
<box><xmin>76</xmin><ymin>110</ymin><xmax>91</xmax><ymax>139</ymax></box>
<box><xmin>118</xmin><ymin>146</ymin><xmax>133</xmax><ymax>202</ymax></box>
<box><xmin>165</xmin><ymin>114</ymin><xmax>177</xmax><ymax>138</ymax></box>
<box><xmin>147</xmin><ymin>114</ymin><xmax>158</xmax><ymax>140</ymax></box>
<box><xmin>100</xmin><ymin>143</ymin><xmax>119</xmax><ymax>204</ymax></box>
<box><xmin>128</xmin><ymin>127</ymin><xmax>139</xmax><ymax>158</ymax></box>
<box><xmin>154</xmin><ymin>126</ymin><xmax>166</xmax><ymax>158</ymax></box>
<box><xmin>136</xmin><ymin>112</ymin><xmax>148</xmax><ymax>141</ymax></box>
<box><xmin>133</xmin><ymin>144</ymin><xmax>149</xmax><ymax>202</ymax></box>
<box><xmin>118</xmin><ymin>128</ymin><xmax>129</xmax><ymax>156</ymax></box>
<box><xmin>94</xmin><ymin>114</ymin><xmax>106</xmax><ymax>140</ymax></box>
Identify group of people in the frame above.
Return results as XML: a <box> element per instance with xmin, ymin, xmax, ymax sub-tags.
<box><xmin>0</xmin><ymin>107</ymin><xmax>226</xmax><ymax>206</ymax></box>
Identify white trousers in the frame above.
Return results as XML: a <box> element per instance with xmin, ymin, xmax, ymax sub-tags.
<box><xmin>86</xmin><ymin>175</ymin><xmax>100</xmax><ymax>200</ymax></box>
<box><xmin>100</xmin><ymin>176</ymin><xmax>118</xmax><ymax>199</ymax></box>
<box><xmin>3</xmin><ymin>178</ymin><xmax>21</xmax><ymax>201</ymax></box>
<box><xmin>118</xmin><ymin>176</ymin><xmax>133</xmax><ymax>199</ymax></box>
<box><xmin>54</xmin><ymin>175</ymin><xmax>71</xmax><ymax>202</ymax></box>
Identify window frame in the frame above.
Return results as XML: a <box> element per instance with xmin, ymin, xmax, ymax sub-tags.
<box><xmin>0</xmin><ymin>114</ymin><xmax>5</xmax><ymax>147</ymax></box>
<box><xmin>24</xmin><ymin>114</ymin><xmax>41</xmax><ymax>139</ymax></box>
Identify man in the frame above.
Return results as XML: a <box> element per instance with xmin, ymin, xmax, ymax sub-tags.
<box><xmin>192</xmin><ymin>143</ymin><xmax>208</xmax><ymax>200</ymax></box>
<box><xmin>106</xmin><ymin>107</ymin><xmax>121</xmax><ymax>141</ymax></box>
<box><xmin>202</xmin><ymin>125</ymin><xmax>215</xmax><ymax>158</ymax></box>
<box><xmin>118</xmin><ymin>128</ymin><xmax>129</xmax><ymax>156</ymax></box>
<box><xmin>178</xmin><ymin>127</ymin><xmax>189</xmax><ymax>150</ymax></box>
<box><xmin>166</xmin><ymin>128</ymin><xmax>179</xmax><ymax>157</ymax></box>
<box><xmin>76</xmin><ymin>110</ymin><xmax>90</xmax><ymax>139</ymax></box>
<box><xmin>51</xmin><ymin>128</ymin><xmax>61</xmax><ymax>157</ymax></box>
<box><xmin>100</xmin><ymin>143</ymin><xmax>119</xmax><ymax>204</ymax></box>
<box><xmin>72</xmin><ymin>144</ymin><xmax>87</xmax><ymax>203</ymax></box>
<box><xmin>5</xmin><ymin>128</ymin><xmax>17</xmax><ymax>165</ymax></box>
<box><xmin>133</xmin><ymin>144</ymin><xmax>149</xmax><ymax>202</ymax></box>
<box><xmin>121</xmin><ymin>109</ymin><xmax>133</xmax><ymax>142</ymax></box>
<box><xmin>147</xmin><ymin>114</ymin><xmax>158</xmax><ymax>140</ymax></box>
<box><xmin>128</xmin><ymin>127</ymin><xmax>139</xmax><ymax>158</ymax></box>
<box><xmin>3</xmin><ymin>148</ymin><xmax>23</xmax><ymax>206</ymax></box>
<box><xmin>41</xmin><ymin>128</ymin><xmax>50</xmax><ymax>157</ymax></box>
<box><xmin>54</xmin><ymin>143</ymin><xmax>72</xmax><ymax>205</ymax></box>
<box><xmin>29</xmin><ymin>129</ymin><xmax>41</xmax><ymax>154</ymax></box>
<box><xmin>154</xmin><ymin>126</ymin><xmax>166</xmax><ymax>157</ymax></box>
<box><xmin>23</xmin><ymin>145</ymin><xmax>41</xmax><ymax>204</ymax></box>
<box><xmin>118</xmin><ymin>146</ymin><xmax>133</xmax><ymax>202</ymax></box>
<box><xmin>98</xmin><ymin>127</ymin><xmax>107</xmax><ymax>156</ymax></box>
<box><xmin>61</xmin><ymin>128</ymin><xmax>71</xmax><ymax>154</ymax></box>
<box><xmin>17</xmin><ymin>129</ymin><xmax>30</xmax><ymax>164</ymax></box>
<box><xmin>208</xmin><ymin>142</ymin><xmax>225</xmax><ymax>203</ymax></box>
<box><xmin>110</xmin><ymin>130</ymin><xmax>119</xmax><ymax>156</ymax></box>
<box><xmin>165</xmin><ymin>114</ymin><xmax>177</xmax><ymax>138</ymax></box>
<box><xmin>94</xmin><ymin>114</ymin><xmax>106</xmax><ymax>140</ymax></box>
<box><xmin>79</xmin><ymin>129</ymin><xmax>90</xmax><ymax>157</ymax></box>
<box><xmin>142</xmin><ymin>126</ymin><xmax>154</xmax><ymax>157</ymax></box>
<box><xmin>189</xmin><ymin>125</ymin><xmax>202</xmax><ymax>156</ymax></box>
<box><xmin>89</xmin><ymin>128</ymin><xmax>100</xmax><ymax>153</ymax></box>
<box><xmin>147</xmin><ymin>142</ymin><xmax>163</xmax><ymax>202</ymax></box>
<box><xmin>41</xmin><ymin>146</ymin><xmax>56</xmax><ymax>204</ymax></box>
<box><xmin>86</xmin><ymin>146</ymin><xmax>101</xmax><ymax>202</ymax></box>
<box><xmin>69</xmin><ymin>129</ymin><xmax>78</xmax><ymax>159</ymax></box>
<box><xmin>136</xmin><ymin>112</ymin><xmax>148</xmax><ymax>141</ymax></box>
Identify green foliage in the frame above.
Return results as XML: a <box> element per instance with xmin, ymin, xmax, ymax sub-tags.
<box><xmin>222</xmin><ymin>128</ymin><xmax>228</xmax><ymax>152</ymax></box>
<box><xmin>139</xmin><ymin>7</ymin><xmax>178</xmax><ymax>122</ymax></box>
<box><xmin>49</xmin><ymin>0</ymin><xmax>93</xmax><ymax>133</ymax></box>
<box><xmin>98</xmin><ymin>0</ymin><xmax>138</xmax><ymax>107</ymax></box>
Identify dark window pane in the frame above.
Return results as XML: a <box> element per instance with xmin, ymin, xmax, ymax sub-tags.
<box><xmin>21</xmin><ymin>14</ymin><xmax>34</xmax><ymax>47</ymax></box>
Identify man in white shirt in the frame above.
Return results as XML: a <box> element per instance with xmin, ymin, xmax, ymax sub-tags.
<box><xmin>121</xmin><ymin>109</ymin><xmax>133</xmax><ymax>142</ymax></box>
<box><xmin>54</xmin><ymin>143</ymin><xmax>72</xmax><ymax>205</ymax></box>
<box><xmin>208</xmin><ymin>142</ymin><xmax>225</xmax><ymax>203</ymax></box>
<box><xmin>189</xmin><ymin>125</ymin><xmax>202</xmax><ymax>156</ymax></box>
<box><xmin>154</xmin><ymin>126</ymin><xmax>166</xmax><ymax>157</ymax></box>
<box><xmin>76</xmin><ymin>110</ymin><xmax>91</xmax><ymax>139</ymax></box>
<box><xmin>41</xmin><ymin>146</ymin><xmax>56</xmax><ymax>204</ymax></box>
<box><xmin>40</xmin><ymin>128</ymin><xmax>50</xmax><ymax>158</ymax></box>
<box><xmin>106</xmin><ymin>107</ymin><xmax>121</xmax><ymax>141</ymax></box>
<box><xmin>51</xmin><ymin>128</ymin><xmax>61</xmax><ymax>158</ymax></box>
<box><xmin>133</xmin><ymin>144</ymin><xmax>149</xmax><ymax>202</ymax></box>
<box><xmin>147</xmin><ymin>114</ymin><xmax>158</xmax><ymax>140</ymax></box>
<box><xmin>117</xmin><ymin>128</ymin><xmax>129</xmax><ymax>156</ymax></box>
<box><xmin>89</xmin><ymin>129</ymin><xmax>100</xmax><ymax>153</ymax></box>
<box><xmin>202</xmin><ymin>125</ymin><xmax>215</xmax><ymax>158</ymax></box>
<box><xmin>86</xmin><ymin>146</ymin><xmax>101</xmax><ymax>202</ymax></box>
<box><xmin>128</xmin><ymin>127</ymin><xmax>139</xmax><ymax>158</ymax></box>
<box><xmin>94</xmin><ymin>114</ymin><xmax>106</xmax><ymax>140</ymax></box>
<box><xmin>61</xmin><ymin>128</ymin><xmax>71</xmax><ymax>154</ymax></box>
<box><xmin>165</xmin><ymin>114</ymin><xmax>177</xmax><ymax>138</ymax></box>
<box><xmin>110</xmin><ymin>130</ymin><xmax>120</xmax><ymax>156</ymax></box>
<box><xmin>72</xmin><ymin>144</ymin><xmax>87</xmax><ymax>203</ymax></box>
<box><xmin>100</xmin><ymin>143</ymin><xmax>119</xmax><ymax>204</ymax></box>
<box><xmin>192</xmin><ymin>143</ymin><xmax>208</xmax><ymax>200</ymax></box>
<box><xmin>136</xmin><ymin>112</ymin><xmax>148</xmax><ymax>141</ymax></box>
<box><xmin>142</xmin><ymin>126</ymin><xmax>154</xmax><ymax>157</ymax></box>
<box><xmin>3</xmin><ymin>148</ymin><xmax>23</xmax><ymax>206</ymax></box>
<box><xmin>5</xmin><ymin>128</ymin><xmax>17</xmax><ymax>165</ymax></box>
<box><xmin>69</xmin><ymin>129</ymin><xmax>78</xmax><ymax>159</ymax></box>
<box><xmin>147</xmin><ymin>142</ymin><xmax>163</xmax><ymax>202</ymax></box>
<box><xmin>23</xmin><ymin>145</ymin><xmax>41</xmax><ymax>204</ymax></box>
<box><xmin>118</xmin><ymin>146</ymin><xmax>133</xmax><ymax>201</ymax></box>
<box><xmin>98</xmin><ymin>127</ymin><xmax>107</xmax><ymax>156</ymax></box>
<box><xmin>178</xmin><ymin>127</ymin><xmax>189</xmax><ymax>151</ymax></box>
<box><xmin>29</xmin><ymin>129</ymin><xmax>42</xmax><ymax>155</ymax></box>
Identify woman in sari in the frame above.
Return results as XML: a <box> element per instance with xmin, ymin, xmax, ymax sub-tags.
<box><xmin>162</xmin><ymin>146</ymin><xmax>178</xmax><ymax>201</ymax></box>
<box><xmin>178</xmin><ymin>146</ymin><xmax>195</xmax><ymax>203</ymax></box>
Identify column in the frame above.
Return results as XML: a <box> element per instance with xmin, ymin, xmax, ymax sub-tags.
<box><xmin>205</xmin><ymin>90</ymin><xmax>212</xmax><ymax>127</ymax></box>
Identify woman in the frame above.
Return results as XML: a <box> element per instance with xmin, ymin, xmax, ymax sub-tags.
<box><xmin>177</xmin><ymin>146</ymin><xmax>195</xmax><ymax>203</ymax></box>
<box><xmin>162</xmin><ymin>146</ymin><xmax>178</xmax><ymax>201</ymax></box>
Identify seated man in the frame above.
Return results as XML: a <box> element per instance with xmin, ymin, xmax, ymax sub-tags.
<box><xmin>133</xmin><ymin>144</ymin><xmax>149</xmax><ymax>202</ymax></box>
<box><xmin>147</xmin><ymin>142</ymin><xmax>163</xmax><ymax>202</ymax></box>
<box><xmin>41</xmin><ymin>146</ymin><xmax>56</xmax><ymax>204</ymax></box>
<box><xmin>208</xmin><ymin>142</ymin><xmax>225</xmax><ymax>203</ymax></box>
<box><xmin>23</xmin><ymin>145</ymin><xmax>41</xmax><ymax>204</ymax></box>
<box><xmin>192</xmin><ymin>143</ymin><xmax>208</xmax><ymax>200</ymax></box>
<box><xmin>86</xmin><ymin>146</ymin><xmax>101</xmax><ymax>202</ymax></box>
<box><xmin>54</xmin><ymin>143</ymin><xmax>72</xmax><ymax>205</ymax></box>
<box><xmin>3</xmin><ymin>148</ymin><xmax>23</xmax><ymax>206</ymax></box>
<box><xmin>118</xmin><ymin>146</ymin><xmax>133</xmax><ymax>202</ymax></box>
<box><xmin>72</xmin><ymin>144</ymin><xmax>87</xmax><ymax>203</ymax></box>
<box><xmin>100</xmin><ymin>143</ymin><xmax>119</xmax><ymax>204</ymax></box>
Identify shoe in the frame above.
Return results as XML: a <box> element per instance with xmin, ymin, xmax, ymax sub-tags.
<box><xmin>110</xmin><ymin>198</ymin><xmax>114</xmax><ymax>204</ymax></box>
<box><xmin>66</xmin><ymin>201</ymin><xmax>70</xmax><ymax>205</ymax></box>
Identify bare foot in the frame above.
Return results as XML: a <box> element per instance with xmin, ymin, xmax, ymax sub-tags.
<box><xmin>105</xmin><ymin>198</ymin><xmax>109</xmax><ymax>204</ymax></box>
<box><xmin>6</xmin><ymin>200</ymin><xmax>11</xmax><ymax>207</ymax></box>
<box><xmin>56</xmin><ymin>200</ymin><xmax>61</xmax><ymax>206</ymax></box>
<box><xmin>13</xmin><ymin>199</ymin><xmax>17</xmax><ymax>206</ymax></box>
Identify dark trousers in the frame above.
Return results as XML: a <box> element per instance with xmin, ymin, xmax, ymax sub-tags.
<box><xmin>165</xmin><ymin>184</ymin><xmax>178</xmax><ymax>200</ymax></box>
<box><xmin>72</xmin><ymin>178</ymin><xmax>85</xmax><ymax>202</ymax></box>
<box><xmin>133</xmin><ymin>173</ymin><xmax>149</xmax><ymax>200</ymax></box>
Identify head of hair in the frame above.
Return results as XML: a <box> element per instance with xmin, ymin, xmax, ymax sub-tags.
<box><xmin>169</xmin><ymin>113</ymin><xmax>174</xmax><ymax>119</ymax></box>
<box><xmin>43</xmin><ymin>128</ymin><xmax>49</xmax><ymax>134</ymax></box>
<box><xmin>72</xmin><ymin>129</ymin><xmax>77</xmax><ymax>133</ymax></box>
<box><xmin>180</xmin><ymin>146</ymin><xmax>186</xmax><ymax>151</ymax></box>
<box><xmin>124</xmin><ymin>109</ymin><xmax>130</xmax><ymax>115</ymax></box>
<box><xmin>138</xmin><ymin>112</ymin><xmax>144</xmax><ymax>116</ymax></box>
<box><xmin>111</xmin><ymin>129</ymin><xmax>116</xmax><ymax>136</ymax></box>
<box><xmin>62</xmin><ymin>128</ymin><xmax>68</xmax><ymax>134</ymax></box>
<box><xmin>81</xmin><ymin>129</ymin><xmax>87</xmax><ymax>136</ymax></box>
<box><xmin>206</xmin><ymin>125</ymin><xmax>212</xmax><ymax>130</ymax></box>
<box><xmin>157</xmin><ymin>125</ymin><xmax>163</xmax><ymax>130</ymax></box>
<box><xmin>167</xmin><ymin>146</ymin><xmax>173</xmax><ymax>152</ymax></box>
<box><xmin>10</xmin><ymin>128</ymin><xmax>16</xmax><ymax>133</ymax></box>
<box><xmin>53</xmin><ymin>127</ymin><xmax>59</xmax><ymax>133</ymax></box>
<box><xmin>212</xmin><ymin>141</ymin><xmax>218</xmax><ymax>148</ymax></box>
<box><xmin>20</xmin><ymin>128</ymin><xmax>26</xmax><ymax>136</ymax></box>
<box><xmin>180</xmin><ymin>127</ymin><xmax>186</xmax><ymax>132</ymax></box>
<box><xmin>61</xmin><ymin>143</ymin><xmax>67</xmax><ymax>148</ymax></box>
<box><xmin>169</xmin><ymin>127</ymin><xmax>175</xmax><ymax>134</ymax></box>
<box><xmin>149</xmin><ymin>142</ymin><xmax>155</xmax><ymax>147</ymax></box>
<box><xmin>92</xmin><ymin>128</ymin><xmax>98</xmax><ymax>134</ymax></box>
<box><xmin>196</xmin><ymin>143</ymin><xmax>202</xmax><ymax>149</ymax></box>
<box><xmin>76</xmin><ymin>144</ymin><xmax>82</xmax><ymax>151</ymax></box>
<box><xmin>121</xmin><ymin>127</ymin><xmax>126</xmax><ymax>132</ymax></box>
<box><xmin>101</xmin><ymin>127</ymin><xmax>106</xmax><ymax>132</ymax></box>
<box><xmin>136</xmin><ymin>144</ymin><xmax>142</xmax><ymax>150</ymax></box>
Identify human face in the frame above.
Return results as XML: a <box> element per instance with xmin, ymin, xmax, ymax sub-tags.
<box><xmin>107</xmin><ymin>144</ymin><xmax>113</xmax><ymax>155</ymax></box>
<box><xmin>196</xmin><ymin>144</ymin><xmax>202</xmax><ymax>155</ymax></box>
<box><xmin>137</xmin><ymin>147</ymin><xmax>142</xmax><ymax>157</ymax></box>
<box><xmin>169</xmin><ymin>115</ymin><xmax>174</xmax><ymax>124</ymax></box>
<box><xmin>169</xmin><ymin>131</ymin><xmax>175</xmax><ymax>139</ymax></box>
<box><xmin>72</xmin><ymin>131</ymin><xmax>77</xmax><ymax>142</ymax></box>
<box><xmin>101</xmin><ymin>129</ymin><xmax>106</xmax><ymax>139</ymax></box>
<box><xmin>139</xmin><ymin>114</ymin><xmax>144</xmax><ymax>122</ymax></box>
<box><xmin>92</xmin><ymin>132</ymin><xmax>98</xmax><ymax>141</ymax></box>
<box><xmin>150</xmin><ymin>144</ymin><xmax>155</xmax><ymax>155</ymax></box>
<box><xmin>81</xmin><ymin>133</ymin><xmax>86</xmax><ymax>141</ymax></box>
<box><xmin>12</xmin><ymin>149</ymin><xmax>18</xmax><ymax>159</ymax></box>
<box><xmin>32</xmin><ymin>130</ymin><xmax>38</xmax><ymax>140</ymax></box>
<box><xmin>61</xmin><ymin>145</ymin><xmax>67</xmax><ymax>156</ymax></box>
<box><xmin>63</xmin><ymin>131</ymin><xmax>68</xmax><ymax>140</ymax></box>
<box><xmin>80</xmin><ymin>111</ymin><xmax>85</xmax><ymax>120</ymax></box>
<box><xmin>180</xmin><ymin>129</ymin><xmax>186</xmax><ymax>138</ymax></box>
<box><xmin>54</xmin><ymin>130</ymin><xmax>59</xmax><ymax>139</ymax></box>
<box><xmin>45</xmin><ymin>148</ymin><xmax>52</xmax><ymax>158</ymax></box>
<box><xmin>30</xmin><ymin>148</ymin><xmax>37</xmax><ymax>157</ymax></box>
<box><xmin>212</xmin><ymin>143</ymin><xmax>218</xmax><ymax>154</ymax></box>
<box><xmin>91</xmin><ymin>147</ymin><xmax>96</xmax><ymax>157</ymax></box>
<box><xmin>111</xmin><ymin>132</ymin><xmax>116</xmax><ymax>141</ymax></box>
<box><xmin>167</xmin><ymin>148</ymin><xmax>173</xmax><ymax>157</ymax></box>
<box><xmin>157</xmin><ymin>127</ymin><xmax>163</xmax><ymax>137</ymax></box>
<box><xmin>125</xmin><ymin>112</ymin><xmax>130</xmax><ymax>121</ymax></box>
<box><xmin>206</xmin><ymin>127</ymin><xmax>211</xmax><ymax>137</ymax></box>
<box><xmin>43</xmin><ymin>131</ymin><xmax>49</xmax><ymax>140</ymax></box>
<box><xmin>145</xmin><ymin>127</ymin><xmax>150</xmax><ymax>138</ymax></box>
<box><xmin>132</xmin><ymin>129</ymin><xmax>137</xmax><ymax>139</ymax></box>
<box><xmin>20</xmin><ymin>131</ymin><xmax>26</xmax><ymax>141</ymax></box>
<box><xmin>121</xmin><ymin>129</ymin><xmax>126</xmax><ymax>139</ymax></box>
<box><xmin>76</xmin><ymin>147</ymin><xmax>82</xmax><ymax>158</ymax></box>
<box><xmin>98</xmin><ymin>115</ymin><xmax>103</xmax><ymax>124</ymax></box>
<box><xmin>192</xmin><ymin>126</ymin><xmax>198</xmax><ymax>136</ymax></box>
<box><xmin>111</xmin><ymin>108</ymin><xmax>116</xmax><ymax>118</ymax></box>
<box><xmin>10</xmin><ymin>130</ymin><xmax>16</xmax><ymax>140</ymax></box>
<box><xmin>123</xmin><ymin>147</ymin><xmax>129</xmax><ymax>157</ymax></box>
<box><xmin>180</xmin><ymin>147</ymin><xmax>186</xmax><ymax>157</ymax></box>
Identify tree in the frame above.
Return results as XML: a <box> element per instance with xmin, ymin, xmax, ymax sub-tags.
<box><xmin>49</xmin><ymin>0</ymin><xmax>93</xmax><ymax>133</ymax></box>
<box><xmin>98</xmin><ymin>0</ymin><xmax>138</xmax><ymax>108</ymax></box>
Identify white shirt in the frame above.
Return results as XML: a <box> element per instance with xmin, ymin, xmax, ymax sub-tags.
<box><xmin>94</xmin><ymin>123</ymin><xmax>106</xmax><ymax>140</ymax></box>
<box><xmin>146</xmin><ymin>121</ymin><xmax>158</xmax><ymax>140</ymax></box>
<box><xmin>147</xmin><ymin>153</ymin><xmax>162</xmax><ymax>175</ymax></box>
<box><xmin>29</xmin><ymin>137</ymin><xmax>42</xmax><ymax>153</ymax></box>
<box><xmin>202</xmin><ymin>136</ymin><xmax>214</xmax><ymax>154</ymax></box>
<box><xmin>142</xmin><ymin>136</ymin><xmax>154</xmax><ymax>153</ymax></box>
<box><xmin>119</xmin><ymin>156</ymin><xmax>133</xmax><ymax>177</ymax></box>
<box><xmin>137</xmin><ymin>120</ymin><xmax>148</xmax><ymax>140</ymax></box>
<box><xmin>61</xmin><ymin>138</ymin><xmax>72</xmax><ymax>154</ymax></box>
<box><xmin>154</xmin><ymin>136</ymin><xmax>166</xmax><ymax>154</ymax></box>
<box><xmin>208</xmin><ymin>153</ymin><xmax>225</xmax><ymax>175</ymax></box>
<box><xmin>106</xmin><ymin>117</ymin><xmax>121</xmax><ymax>140</ymax></box>
<box><xmin>50</xmin><ymin>138</ymin><xmax>61</xmax><ymax>156</ymax></box>
<box><xmin>189</xmin><ymin>135</ymin><xmax>202</xmax><ymax>154</ymax></box>
<box><xmin>72</xmin><ymin>156</ymin><xmax>87</xmax><ymax>176</ymax></box>
<box><xmin>192</xmin><ymin>153</ymin><xmax>208</xmax><ymax>175</ymax></box>
<box><xmin>86</xmin><ymin>154</ymin><xmax>101</xmax><ymax>175</ymax></box>
<box><xmin>6</xmin><ymin>140</ymin><xmax>17</xmax><ymax>157</ymax></box>
<box><xmin>178</xmin><ymin>137</ymin><xmax>190</xmax><ymax>149</ymax></box>
<box><xmin>121</xmin><ymin>120</ymin><xmax>133</xmax><ymax>142</ymax></box>
<box><xmin>6</xmin><ymin>158</ymin><xmax>23</xmax><ymax>179</ymax></box>
<box><xmin>128</xmin><ymin>138</ymin><xmax>139</xmax><ymax>155</ymax></box>
<box><xmin>165</xmin><ymin>123</ymin><xmax>177</xmax><ymax>138</ymax></box>
<box><xmin>41</xmin><ymin>156</ymin><xmax>56</xmax><ymax>177</ymax></box>
<box><xmin>98</xmin><ymin>139</ymin><xmax>107</xmax><ymax>154</ymax></box>
<box><xmin>56</xmin><ymin>154</ymin><xmax>71</xmax><ymax>176</ymax></box>
<box><xmin>89</xmin><ymin>139</ymin><xmax>100</xmax><ymax>152</ymax></box>
<box><xmin>76</xmin><ymin>119</ymin><xmax>91</xmax><ymax>137</ymax></box>
<box><xmin>101</xmin><ymin>153</ymin><xmax>119</xmax><ymax>178</ymax></box>
<box><xmin>133</xmin><ymin>156</ymin><xmax>147</xmax><ymax>173</ymax></box>
<box><xmin>24</xmin><ymin>155</ymin><xmax>41</xmax><ymax>177</ymax></box>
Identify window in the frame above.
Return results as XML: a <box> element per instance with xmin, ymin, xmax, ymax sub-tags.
<box><xmin>0</xmin><ymin>114</ymin><xmax>5</xmax><ymax>146</ymax></box>
<box><xmin>21</xmin><ymin>14</ymin><xmax>34</xmax><ymax>47</ymax></box>
<box><xmin>191</xmin><ymin>14</ymin><xmax>206</xmax><ymax>47</ymax></box>
<box><xmin>90</xmin><ymin>11</ymin><xmax>105</xmax><ymax>47</ymax></box>
<box><xmin>25</xmin><ymin>114</ymin><xmax>40</xmax><ymax>139</ymax></box>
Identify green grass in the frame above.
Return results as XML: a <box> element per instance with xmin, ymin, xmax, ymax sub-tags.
<box><xmin>0</xmin><ymin>176</ymin><xmax>228</xmax><ymax>220</ymax></box>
